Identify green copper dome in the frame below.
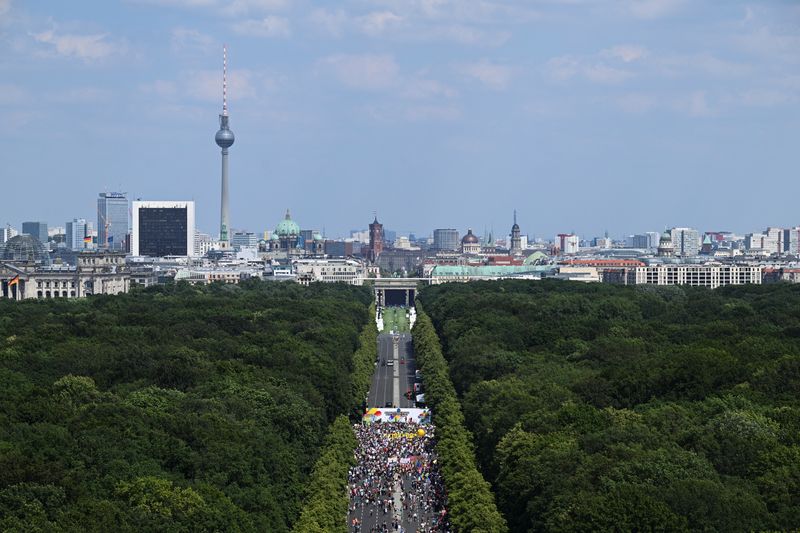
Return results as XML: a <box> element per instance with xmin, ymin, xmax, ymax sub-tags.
<box><xmin>274</xmin><ymin>209</ymin><xmax>300</xmax><ymax>237</ymax></box>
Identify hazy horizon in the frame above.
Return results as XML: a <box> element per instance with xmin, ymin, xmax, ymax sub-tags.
<box><xmin>2</xmin><ymin>0</ymin><xmax>799</xmax><ymax>239</ymax></box>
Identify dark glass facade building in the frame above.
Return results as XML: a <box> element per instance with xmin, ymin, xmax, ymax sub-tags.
<box><xmin>22</xmin><ymin>221</ymin><xmax>48</xmax><ymax>244</ymax></box>
<box><xmin>138</xmin><ymin>208</ymin><xmax>188</xmax><ymax>256</ymax></box>
<box><xmin>132</xmin><ymin>201</ymin><xmax>195</xmax><ymax>257</ymax></box>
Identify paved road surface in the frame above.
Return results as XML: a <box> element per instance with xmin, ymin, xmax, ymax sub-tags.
<box><xmin>349</xmin><ymin>311</ymin><xmax>448</xmax><ymax>532</ymax></box>
<box><xmin>367</xmin><ymin>332</ymin><xmax>416</xmax><ymax>410</ymax></box>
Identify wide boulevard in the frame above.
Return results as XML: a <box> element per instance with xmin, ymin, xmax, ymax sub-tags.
<box><xmin>348</xmin><ymin>307</ymin><xmax>449</xmax><ymax>532</ymax></box>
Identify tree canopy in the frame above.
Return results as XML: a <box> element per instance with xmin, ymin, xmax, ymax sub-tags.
<box><xmin>0</xmin><ymin>280</ymin><xmax>371</xmax><ymax>532</ymax></box>
<box><xmin>420</xmin><ymin>280</ymin><xmax>800</xmax><ymax>532</ymax></box>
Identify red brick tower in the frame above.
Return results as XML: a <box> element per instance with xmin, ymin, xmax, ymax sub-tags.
<box><xmin>368</xmin><ymin>215</ymin><xmax>384</xmax><ymax>263</ymax></box>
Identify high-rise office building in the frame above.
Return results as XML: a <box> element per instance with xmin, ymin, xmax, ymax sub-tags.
<box><xmin>98</xmin><ymin>192</ymin><xmax>129</xmax><ymax>251</ymax></box>
<box><xmin>131</xmin><ymin>201</ymin><xmax>195</xmax><ymax>257</ymax></box>
<box><xmin>433</xmin><ymin>229</ymin><xmax>459</xmax><ymax>251</ymax></box>
<box><xmin>65</xmin><ymin>218</ymin><xmax>88</xmax><ymax>251</ymax></box>
<box><xmin>670</xmin><ymin>227</ymin><xmax>701</xmax><ymax>257</ymax></box>
<box><xmin>231</xmin><ymin>231</ymin><xmax>258</xmax><ymax>248</ymax></box>
<box><xmin>22</xmin><ymin>221</ymin><xmax>48</xmax><ymax>244</ymax></box>
<box><xmin>628</xmin><ymin>232</ymin><xmax>660</xmax><ymax>249</ymax></box>
<box><xmin>784</xmin><ymin>227</ymin><xmax>800</xmax><ymax>255</ymax></box>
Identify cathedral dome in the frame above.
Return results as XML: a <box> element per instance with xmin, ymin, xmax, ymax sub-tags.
<box><xmin>461</xmin><ymin>229</ymin><xmax>480</xmax><ymax>244</ymax></box>
<box><xmin>274</xmin><ymin>209</ymin><xmax>300</xmax><ymax>237</ymax></box>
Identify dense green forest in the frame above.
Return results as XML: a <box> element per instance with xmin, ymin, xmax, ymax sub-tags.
<box><xmin>0</xmin><ymin>281</ymin><xmax>371</xmax><ymax>532</ymax></box>
<box><xmin>420</xmin><ymin>280</ymin><xmax>800</xmax><ymax>532</ymax></box>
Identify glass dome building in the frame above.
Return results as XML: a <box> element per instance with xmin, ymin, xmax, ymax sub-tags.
<box><xmin>1</xmin><ymin>234</ymin><xmax>52</xmax><ymax>266</ymax></box>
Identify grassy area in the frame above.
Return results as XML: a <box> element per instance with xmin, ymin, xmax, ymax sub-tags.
<box><xmin>382</xmin><ymin>306</ymin><xmax>409</xmax><ymax>333</ymax></box>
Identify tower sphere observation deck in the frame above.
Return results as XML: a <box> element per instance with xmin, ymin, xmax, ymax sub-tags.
<box><xmin>215</xmin><ymin>117</ymin><xmax>235</xmax><ymax>149</ymax></box>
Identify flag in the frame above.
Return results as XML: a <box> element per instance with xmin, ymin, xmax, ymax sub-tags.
<box><xmin>8</xmin><ymin>275</ymin><xmax>19</xmax><ymax>287</ymax></box>
<box><xmin>84</xmin><ymin>236</ymin><xmax>92</xmax><ymax>243</ymax></box>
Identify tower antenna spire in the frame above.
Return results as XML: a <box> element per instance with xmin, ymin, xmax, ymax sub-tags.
<box><xmin>215</xmin><ymin>45</ymin><xmax>235</xmax><ymax>248</ymax></box>
<box><xmin>222</xmin><ymin>44</ymin><xmax>228</xmax><ymax>116</ymax></box>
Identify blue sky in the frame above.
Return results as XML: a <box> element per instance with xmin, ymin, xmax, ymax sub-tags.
<box><xmin>1</xmin><ymin>0</ymin><xmax>798</xmax><ymax>240</ymax></box>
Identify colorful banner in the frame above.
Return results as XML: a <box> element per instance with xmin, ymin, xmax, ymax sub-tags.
<box><xmin>362</xmin><ymin>407</ymin><xmax>431</xmax><ymax>425</ymax></box>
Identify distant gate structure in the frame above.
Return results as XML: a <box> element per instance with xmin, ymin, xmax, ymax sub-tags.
<box><xmin>374</xmin><ymin>278</ymin><xmax>428</xmax><ymax>307</ymax></box>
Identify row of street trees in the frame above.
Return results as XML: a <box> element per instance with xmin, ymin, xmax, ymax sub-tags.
<box><xmin>413</xmin><ymin>305</ymin><xmax>508</xmax><ymax>533</ymax></box>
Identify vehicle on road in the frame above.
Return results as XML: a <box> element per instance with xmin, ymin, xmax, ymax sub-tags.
<box><xmin>387</xmin><ymin>360</ymin><xmax>394</xmax><ymax>366</ymax></box>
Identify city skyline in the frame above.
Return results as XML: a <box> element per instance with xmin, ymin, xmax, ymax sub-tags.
<box><xmin>2</xmin><ymin>1</ymin><xmax>799</xmax><ymax>237</ymax></box>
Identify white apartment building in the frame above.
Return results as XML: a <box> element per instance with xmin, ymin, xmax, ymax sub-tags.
<box><xmin>557</xmin><ymin>234</ymin><xmax>580</xmax><ymax>254</ymax></box>
<box><xmin>746</xmin><ymin>227</ymin><xmax>784</xmax><ymax>255</ymax></box>
<box><xmin>293</xmin><ymin>258</ymin><xmax>366</xmax><ymax>285</ymax></box>
<box><xmin>628</xmin><ymin>264</ymin><xmax>762</xmax><ymax>289</ymax></box>
<box><xmin>194</xmin><ymin>232</ymin><xmax>213</xmax><ymax>256</ymax></box>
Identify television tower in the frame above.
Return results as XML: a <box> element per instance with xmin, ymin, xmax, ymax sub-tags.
<box><xmin>215</xmin><ymin>45</ymin><xmax>235</xmax><ymax>247</ymax></box>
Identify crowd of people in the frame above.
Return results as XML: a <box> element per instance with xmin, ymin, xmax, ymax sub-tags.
<box><xmin>348</xmin><ymin>421</ymin><xmax>450</xmax><ymax>533</ymax></box>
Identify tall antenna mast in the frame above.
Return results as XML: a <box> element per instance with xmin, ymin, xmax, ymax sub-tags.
<box><xmin>222</xmin><ymin>44</ymin><xmax>228</xmax><ymax>116</ymax></box>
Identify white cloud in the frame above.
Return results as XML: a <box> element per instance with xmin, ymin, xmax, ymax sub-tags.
<box><xmin>584</xmin><ymin>64</ymin><xmax>632</xmax><ymax>84</ymax></box>
<box><xmin>232</xmin><ymin>16</ymin><xmax>291</xmax><ymax>37</ymax></box>
<box><xmin>405</xmin><ymin>104</ymin><xmax>461</xmax><ymax>121</ymax></box>
<box><xmin>602</xmin><ymin>44</ymin><xmax>648</xmax><ymax>63</ymax></box>
<box><xmin>31</xmin><ymin>29</ymin><xmax>119</xmax><ymax>61</ymax></box>
<box><xmin>457</xmin><ymin>60</ymin><xmax>513</xmax><ymax>90</ymax></box>
<box><xmin>425</xmin><ymin>24</ymin><xmax>510</xmax><ymax>46</ymax></box>
<box><xmin>142</xmin><ymin>70</ymin><xmax>258</xmax><ymax>105</ymax></box>
<box><xmin>356</xmin><ymin>11</ymin><xmax>403</xmax><ymax>36</ymax></box>
<box><xmin>365</xmin><ymin>0</ymin><xmax>538</xmax><ymax>24</ymax></box>
<box><xmin>140</xmin><ymin>80</ymin><xmax>179</xmax><ymax>97</ymax></box>
<box><xmin>171</xmin><ymin>27</ymin><xmax>215</xmax><ymax>53</ymax></box>
<box><xmin>318</xmin><ymin>54</ymin><xmax>400</xmax><ymax>91</ymax></box>
<box><xmin>627</xmin><ymin>0</ymin><xmax>686</xmax><ymax>19</ymax></box>
<box><xmin>361</xmin><ymin>101</ymin><xmax>461</xmax><ymax>122</ymax></box>
<box><xmin>737</xmin><ymin>26</ymin><xmax>800</xmax><ymax>64</ymax></box>
<box><xmin>131</xmin><ymin>0</ymin><xmax>216</xmax><ymax>9</ymax></box>
<box><xmin>185</xmin><ymin>68</ymin><xmax>257</xmax><ymax>102</ymax></box>
<box><xmin>220</xmin><ymin>0</ymin><xmax>289</xmax><ymax>17</ymax></box>
<box><xmin>402</xmin><ymin>78</ymin><xmax>457</xmax><ymax>100</ymax></box>
<box><xmin>655</xmin><ymin>53</ymin><xmax>751</xmax><ymax>78</ymax></box>
<box><xmin>309</xmin><ymin>8</ymin><xmax>348</xmax><ymax>37</ymax></box>
<box><xmin>546</xmin><ymin>55</ymin><xmax>631</xmax><ymax>84</ymax></box>
<box><xmin>131</xmin><ymin>0</ymin><xmax>288</xmax><ymax>15</ymax></box>
<box><xmin>308</xmin><ymin>4</ymin><xmax>514</xmax><ymax>46</ymax></box>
